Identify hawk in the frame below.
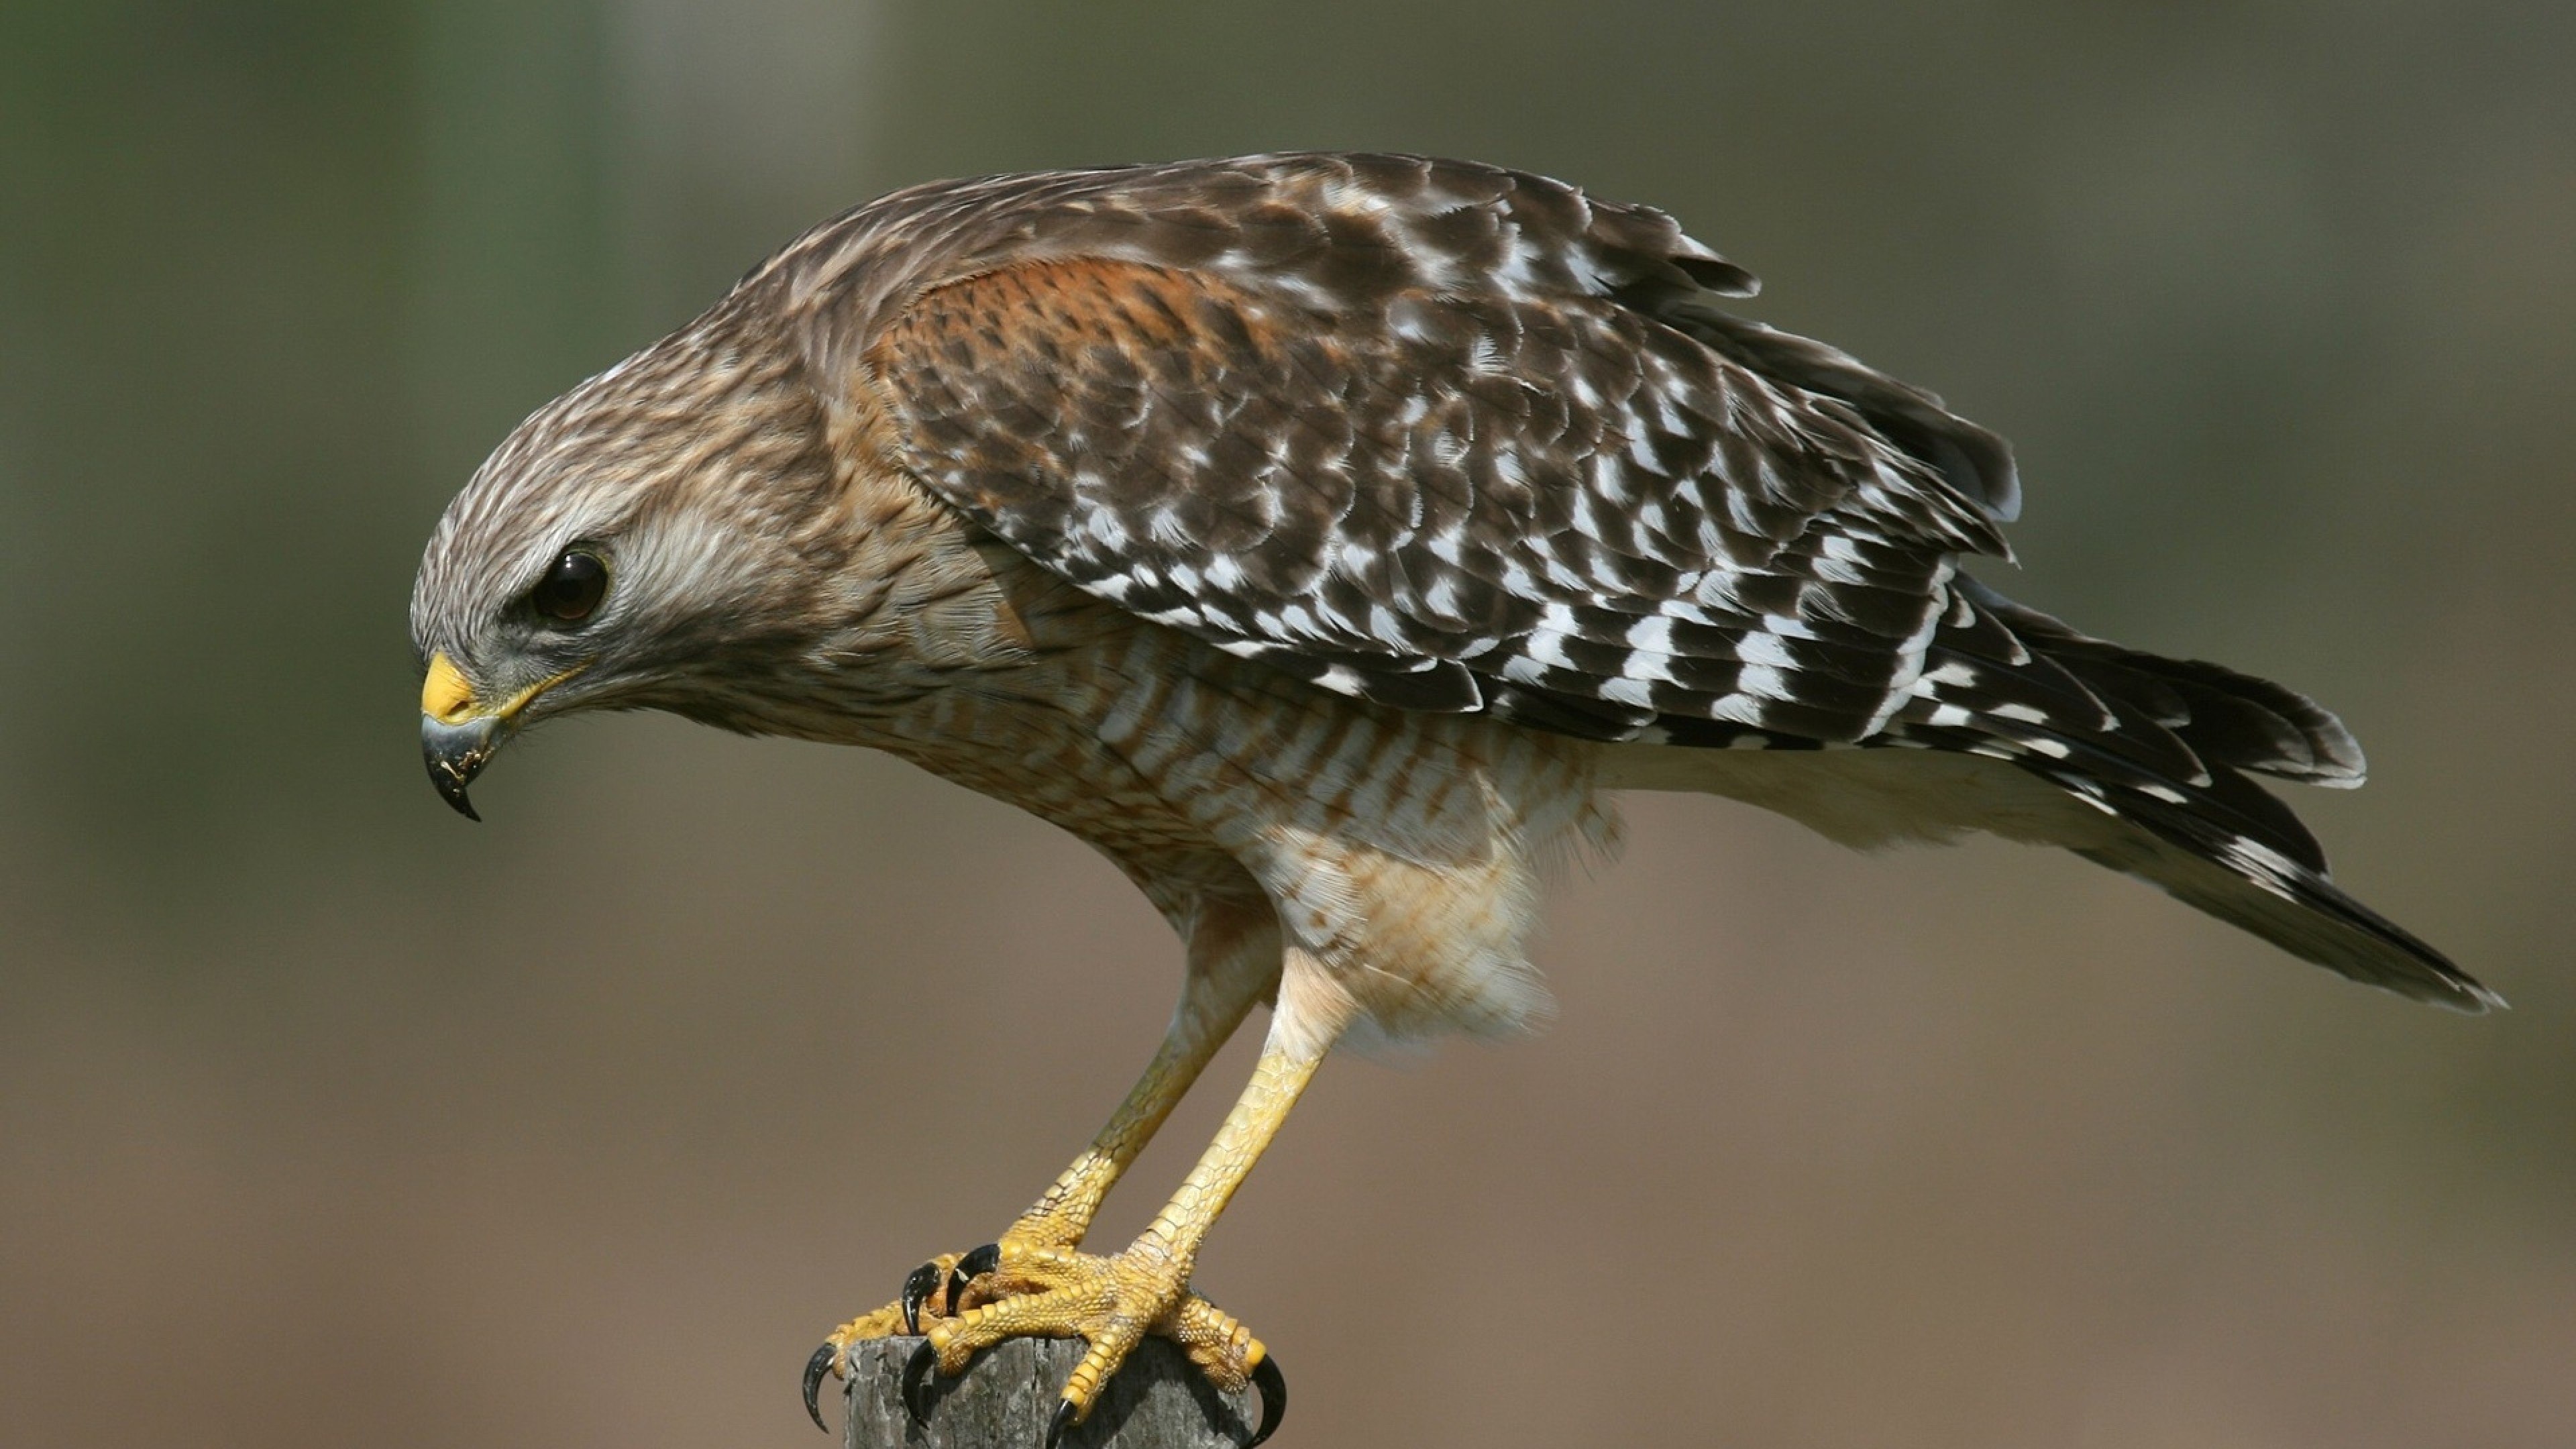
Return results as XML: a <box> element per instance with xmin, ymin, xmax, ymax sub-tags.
<box><xmin>410</xmin><ymin>153</ymin><xmax>2491</xmax><ymax>1446</ymax></box>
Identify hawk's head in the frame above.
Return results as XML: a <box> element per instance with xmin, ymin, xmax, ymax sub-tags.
<box><xmin>408</xmin><ymin>315</ymin><xmax>856</xmax><ymax>820</ymax></box>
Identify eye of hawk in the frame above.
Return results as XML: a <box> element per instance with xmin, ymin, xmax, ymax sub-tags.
<box><xmin>530</xmin><ymin>548</ymin><xmax>608</xmax><ymax>625</ymax></box>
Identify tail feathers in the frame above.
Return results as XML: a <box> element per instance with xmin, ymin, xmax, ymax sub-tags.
<box><xmin>2053</xmin><ymin>769</ymin><xmax>2500</xmax><ymax>1012</ymax></box>
<box><xmin>1630</xmin><ymin>576</ymin><xmax>2487</xmax><ymax>1008</ymax></box>
<box><xmin>1886</xmin><ymin>578</ymin><xmax>2490</xmax><ymax>1010</ymax></box>
<box><xmin>1955</xmin><ymin>576</ymin><xmax>2366</xmax><ymax>788</ymax></box>
<box><xmin>1909</xmin><ymin>681</ymin><xmax>2333</xmax><ymax>877</ymax></box>
<box><xmin>1897</xmin><ymin>587</ymin><xmax>2334</xmax><ymax>881</ymax></box>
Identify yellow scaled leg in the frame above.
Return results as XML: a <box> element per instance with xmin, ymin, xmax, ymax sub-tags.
<box><xmin>908</xmin><ymin>1037</ymin><xmax>1324</xmax><ymax>1447</ymax></box>
<box><xmin>804</xmin><ymin>924</ymin><xmax>1271</xmax><ymax>1432</ymax></box>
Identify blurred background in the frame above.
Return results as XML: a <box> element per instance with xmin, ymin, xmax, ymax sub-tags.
<box><xmin>3</xmin><ymin>3</ymin><xmax>2572</xmax><ymax>1446</ymax></box>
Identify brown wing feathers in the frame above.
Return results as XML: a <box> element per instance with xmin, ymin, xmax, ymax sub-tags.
<box><xmin>845</xmin><ymin>154</ymin><xmax>2012</xmax><ymax>748</ymax></box>
<box><xmin>773</xmin><ymin>151</ymin><xmax>2483</xmax><ymax>1007</ymax></box>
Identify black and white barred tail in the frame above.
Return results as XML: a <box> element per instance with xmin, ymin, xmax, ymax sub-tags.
<box><xmin>1617</xmin><ymin>575</ymin><xmax>2494</xmax><ymax>1011</ymax></box>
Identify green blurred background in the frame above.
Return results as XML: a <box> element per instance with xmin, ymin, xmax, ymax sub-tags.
<box><xmin>3</xmin><ymin>3</ymin><xmax>2571</xmax><ymax>1446</ymax></box>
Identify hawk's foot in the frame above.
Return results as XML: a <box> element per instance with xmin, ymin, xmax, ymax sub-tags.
<box><xmin>904</xmin><ymin>1238</ymin><xmax>1283</xmax><ymax>1448</ymax></box>
<box><xmin>802</xmin><ymin>1249</ymin><xmax>978</xmax><ymax>1432</ymax></box>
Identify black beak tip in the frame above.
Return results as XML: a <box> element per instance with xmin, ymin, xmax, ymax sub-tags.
<box><xmin>422</xmin><ymin>722</ymin><xmax>495</xmax><ymax>822</ymax></box>
<box><xmin>425</xmin><ymin>755</ymin><xmax>483</xmax><ymax>821</ymax></box>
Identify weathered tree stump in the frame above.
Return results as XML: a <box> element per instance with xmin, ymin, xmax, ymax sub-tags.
<box><xmin>842</xmin><ymin>1336</ymin><xmax>1265</xmax><ymax>1448</ymax></box>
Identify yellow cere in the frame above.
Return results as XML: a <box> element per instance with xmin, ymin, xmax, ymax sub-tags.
<box><xmin>421</xmin><ymin>651</ymin><xmax>478</xmax><ymax>724</ymax></box>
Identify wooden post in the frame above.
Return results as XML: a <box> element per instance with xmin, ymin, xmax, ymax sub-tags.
<box><xmin>841</xmin><ymin>1336</ymin><xmax>1266</xmax><ymax>1448</ymax></box>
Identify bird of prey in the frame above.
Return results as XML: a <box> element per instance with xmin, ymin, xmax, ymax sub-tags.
<box><xmin>411</xmin><ymin>152</ymin><xmax>2492</xmax><ymax>1446</ymax></box>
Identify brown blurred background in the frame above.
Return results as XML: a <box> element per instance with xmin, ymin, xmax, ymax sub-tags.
<box><xmin>3</xmin><ymin>3</ymin><xmax>2572</xmax><ymax>1446</ymax></box>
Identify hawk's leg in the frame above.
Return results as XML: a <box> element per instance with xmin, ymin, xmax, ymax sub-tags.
<box><xmin>804</xmin><ymin>908</ymin><xmax>1273</xmax><ymax>1428</ymax></box>
<box><xmin>904</xmin><ymin>994</ymin><xmax>1333</xmax><ymax>1446</ymax></box>
<box><xmin>994</xmin><ymin>952</ymin><xmax>1264</xmax><ymax>1254</ymax></box>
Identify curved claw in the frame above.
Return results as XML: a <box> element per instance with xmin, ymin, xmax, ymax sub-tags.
<box><xmin>900</xmin><ymin>1340</ymin><xmax>941</xmax><ymax>1428</ymax></box>
<box><xmin>1246</xmin><ymin>1352</ymin><xmax>1287</xmax><ymax>1448</ymax></box>
<box><xmin>1042</xmin><ymin>1397</ymin><xmax>1079</xmax><ymax>1449</ymax></box>
<box><xmin>802</xmin><ymin>1342</ymin><xmax>839</xmax><ymax>1434</ymax></box>
<box><xmin>901</xmin><ymin>1261</ymin><xmax>945</xmax><ymax>1335</ymax></box>
<box><xmin>948</xmin><ymin>1242</ymin><xmax>1001</xmax><ymax>1314</ymax></box>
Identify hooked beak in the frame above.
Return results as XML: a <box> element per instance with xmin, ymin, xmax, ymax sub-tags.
<box><xmin>419</xmin><ymin>651</ymin><xmax>578</xmax><ymax>821</ymax></box>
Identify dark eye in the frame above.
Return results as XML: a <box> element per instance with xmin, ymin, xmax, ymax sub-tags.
<box><xmin>530</xmin><ymin>549</ymin><xmax>608</xmax><ymax>625</ymax></box>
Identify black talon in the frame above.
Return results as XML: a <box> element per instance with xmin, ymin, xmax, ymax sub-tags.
<box><xmin>1043</xmin><ymin>1398</ymin><xmax>1080</xmax><ymax>1449</ymax></box>
<box><xmin>1246</xmin><ymin>1353</ymin><xmax>1287</xmax><ymax>1448</ymax></box>
<box><xmin>801</xmin><ymin>1342</ymin><xmax>839</xmax><ymax>1434</ymax></box>
<box><xmin>948</xmin><ymin>1241</ymin><xmax>1001</xmax><ymax>1314</ymax></box>
<box><xmin>901</xmin><ymin>1261</ymin><xmax>944</xmax><ymax>1334</ymax></box>
<box><xmin>900</xmin><ymin>1340</ymin><xmax>941</xmax><ymax>1428</ymax></box>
